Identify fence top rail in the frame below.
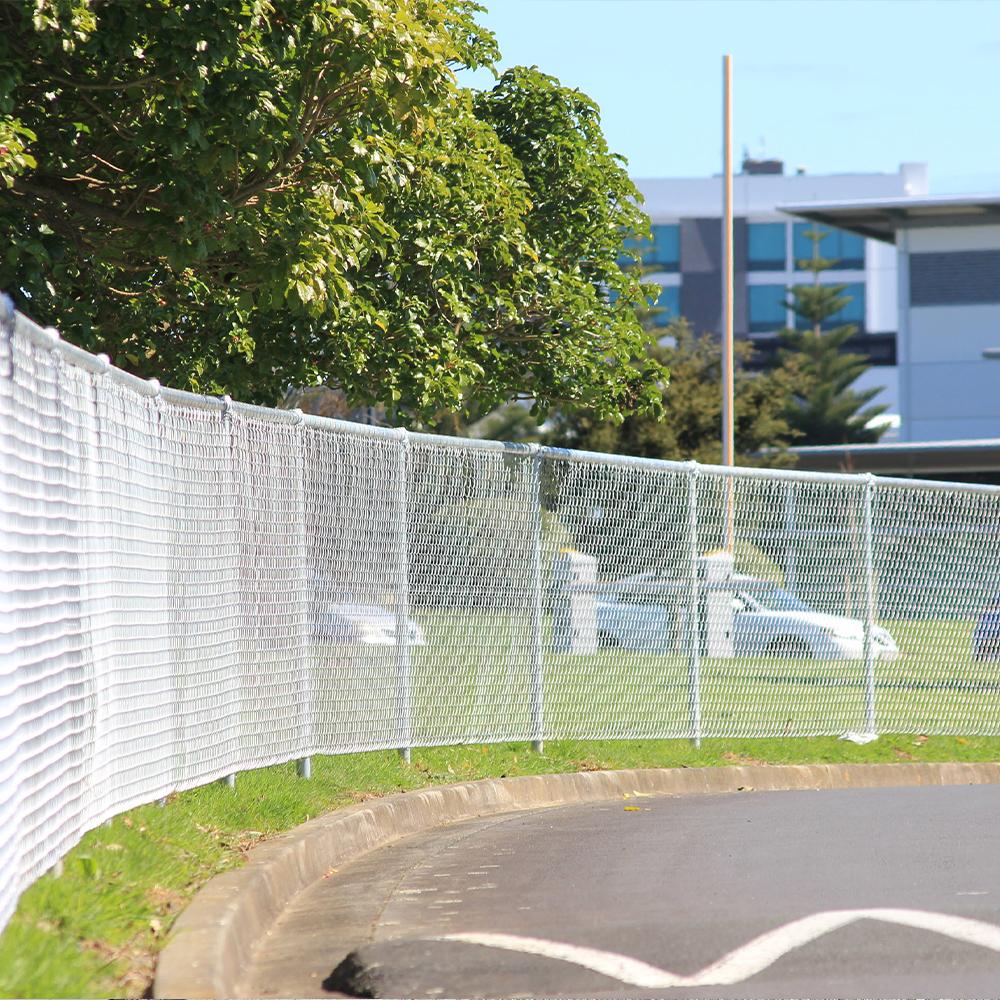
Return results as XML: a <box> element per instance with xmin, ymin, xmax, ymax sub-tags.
<box><xmin>7</xmin><ymin>298</ymin><xmax>1000</xmax><ymax>497</ymax></box>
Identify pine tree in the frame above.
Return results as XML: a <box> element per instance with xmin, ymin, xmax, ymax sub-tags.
<box><xmin>546</xmin><ymin>318</ymin><xmax>803</xmax><ymax>466</ymax></box>
<box><xmin>778</xmin><ymin>227</ymin><xmax>887</xmax><ymax>445</ymax></box>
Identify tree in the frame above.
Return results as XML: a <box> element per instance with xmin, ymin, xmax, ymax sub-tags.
<box><xmin>0</xmin><ymin>1</ymin><xmax>663</xmax><ymax>419</ymax></box>
<box><xmin>546</xmin><ymin>318</ymin><xmax>803</xmax><ymax>466</ymax></box>
<box><xmin>778</xmin><ymin>227</ymin><xmax>887</xmax><ymax>444</ymax></box>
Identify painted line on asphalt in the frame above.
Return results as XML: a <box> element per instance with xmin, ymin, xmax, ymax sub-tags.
<box><xmin>435</xmin><ymin>908</ymin><xmax>1000</xmax><ymax>987</ymax></box>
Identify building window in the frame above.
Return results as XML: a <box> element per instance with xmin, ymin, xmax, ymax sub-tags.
<box><xmin>650</xmin><ymin>284</ymin><xmax>680</xmax><ymax>326</ymax></box>
<box><xmin>618</xmin><ymin>224</ymin><xmax>679</xmax><ymax>271</ymax></box>
<box><xmin>647</xmin><ymin>224</ymin><xmax>680</xmax><ymax>271</ymax></box>
<box><xmin>748</xmin><ymin>284</ymin><xmax>788</xmax><ymax>333</ymax></box>
<box><xmin>748</xmin><ymin>223</ymin><xmax>787</xmax><ymax>271</ymax></box>
<box><xmin>794</xmin><ymin>282</ymin><xmax>866</xmax><ymax>329</ymax></box>
<box><xmin>618</xmin><ymin>233</ymin><xmax>646</xmax><ymax>269</ymax></box>
<box><xmin>793</xmin><ymin>223</ymin><xmax>865</xmax><ymax>270</ymax></box>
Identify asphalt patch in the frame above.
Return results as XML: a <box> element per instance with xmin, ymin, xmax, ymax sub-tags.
<box><xmin>325</xmin><ymin>938</ymin><xmax>627</xmax><ymax>998</ymax></box>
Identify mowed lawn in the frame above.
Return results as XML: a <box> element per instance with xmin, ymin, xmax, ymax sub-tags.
<box><xmin>380</xmin><ymin>611</ymin><xmax>1000</xmax><ymax>744</ymax></box>
<box><xmin>4</xmin><ymin>611</ymin><xmax>997</xmax><ymax>999</ymax></box>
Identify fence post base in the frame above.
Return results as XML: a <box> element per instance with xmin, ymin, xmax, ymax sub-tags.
<box><xmin>296</xmin><ymin>757</ymin><xmax>312</xmax><ymax>779</ymax></box>
<box><xmin>220</xmin><ymin>774</ymin><xmax>236</xmax><ymax>789</ymax></box>
<box><xmin>398</xmin><ymin>747</ymin><xmax>411</xmax><ymax>764</ymax></box>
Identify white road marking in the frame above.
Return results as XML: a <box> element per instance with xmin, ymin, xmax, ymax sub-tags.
<box><xmin>436</xmin><ymin>932</ymin><xmax>683</xmax><ymax>987</ymax></box>
<box><xmin>434</xmin><ymin>908</ymin><xmax>1000</xmax><ymax>987</ymax></box>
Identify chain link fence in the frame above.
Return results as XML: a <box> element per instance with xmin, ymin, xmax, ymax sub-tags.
<box><xmin>4</xmin><ymin>298</ymin><xmax>1000</xmax><ymax>928</ymax></box>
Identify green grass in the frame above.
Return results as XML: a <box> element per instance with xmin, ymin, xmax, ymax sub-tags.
<box><xmin>3</xmin><ymin>611</ymin><xmax>998</xmax><ymax>998</ymax></box>
<box><xmin>3</xmin><ymin>733</ymin><xmax>1000</xmax><ymax>999</ymax></box>
<box><xmin>394</xmin><ymin>612</ymin><xmax>1000</xmax><ymax>741</ymax></box>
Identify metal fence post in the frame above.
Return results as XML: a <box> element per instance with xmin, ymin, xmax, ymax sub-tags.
<box><xmin>395</xmin><ymin>429</ymin><xmax>413</xmax><ymax>763</ymax></box>
<box><xmin>292</xmin><ymin>410</ymin><xmax>312</xmax><ymax>779</ymax></box>
<box><xmin>687</xmin><ymin>462</ymin><xmax>702</xmax><ymax>747</ymax></box>
<box><xmin>783</xmin><ymin>480</ymin><xmax>797</xmax><ymax>595</ymax></box>
<box><xmin>529</xmin><ymin>446</ymin><xmax>545</xmax><ymax>753</ymax></box>
<box><xmin>863</xmin><ymin>473</ymin><xmax>877</xmax><ymax>736</ymax></box>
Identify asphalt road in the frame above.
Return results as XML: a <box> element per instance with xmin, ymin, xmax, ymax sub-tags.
<box><xmin>241</xmin><ymin>784</ymin><xmax>1000</xmax><ymax>998</ymax></box>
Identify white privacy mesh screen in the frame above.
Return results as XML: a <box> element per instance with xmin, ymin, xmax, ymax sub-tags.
<box><xmin>3</xmin><ymin>301</ymin><xmax>1000</xmax><ymax>929</ymax></box>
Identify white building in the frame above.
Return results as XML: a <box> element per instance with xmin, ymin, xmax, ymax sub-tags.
<box><xmin>632</xmin><ymin>161</ymin><xmax>930</xmax><ymax>429</ymax></box>
<box><xmin>784</xmin><ymin>194</ymin><xmax>1000</xmax><ymax>444</ymax></box>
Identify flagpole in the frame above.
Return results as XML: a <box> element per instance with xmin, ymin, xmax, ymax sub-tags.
<box><xmin>722</xmin><ymin>54</ymin><xmax>735</xmax><ymax>551</ymax></box>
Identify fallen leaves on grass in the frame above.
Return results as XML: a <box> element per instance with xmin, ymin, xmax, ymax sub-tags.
<box><xmin>347</xmin><ymin>789</ymin><xmax>389</xmax><ymax>804</ymax></box>
<box><xmin>81</xmin><ymin>933</ymin><xmax>157</xmax><ymax>999</ymax></box>
<box><xmin>219</xmin><ymin>831</ymin><xmax>266</xmax><ymax>859</ymax></box>
<box><xmin>147</xmin><ymin>885</ymin><xmax>186</xmax><ymax>916</ymax></box>
<box><xmin>892</xmin><ymin>747</ymin><xmax>917</xmax><ymax>761</ymax></box>
<box><xmin>722</xmin><ymin>752</ymin><xmax>767</xmax><ymax>766</ymax></box>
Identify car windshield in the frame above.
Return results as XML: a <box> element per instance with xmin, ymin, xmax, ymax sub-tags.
<box><xmin>750</xmin><ymin>585</ymin><xmax>812</xmax><ymax>613</ymax></box>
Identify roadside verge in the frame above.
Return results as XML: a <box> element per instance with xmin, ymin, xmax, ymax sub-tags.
<box><xmin>153</xmin><ymin>761</ymin><xmax>1000</xmax><ymax>998</ymax></box>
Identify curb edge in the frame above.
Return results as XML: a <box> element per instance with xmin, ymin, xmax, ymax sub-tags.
<box><xmin>153</xmin><ymin>761</ymin><xmax>1000</xmax><ymax>998</ymax></box>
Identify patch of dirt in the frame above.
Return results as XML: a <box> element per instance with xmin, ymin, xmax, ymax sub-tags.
<box><xmin>722</xmin><ymin>751</ymin><xmax>768</xmax><ymax>766</ymax></box>
<box><xmin>81</xmin><ymin>933</ymin><xmax>157</xmax><ymax>999</ymax></box>
<box><xmin>147</xmin><ymin>885</ymin><xmax>187</xmax><ymax>916</ymax></box>
<box><xmin>569</xmin><ymin>757</ymin><xmax>605</xmax><ymax>772</ymax></box>
<box><xmin>346</xmin><ymin>789</ymin><xmax>389</xmax><ymax>803</ymax></box>
<box><xmin>218</xmin><ymin>831</ymin><xmax>268</xmax><ymax>859</ymax></box>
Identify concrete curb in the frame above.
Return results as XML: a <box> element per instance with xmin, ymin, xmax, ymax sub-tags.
<box><xmin>153</xmin><ymin>761</ymin><xmax>1000</xmax><ymax>998</ymax></box>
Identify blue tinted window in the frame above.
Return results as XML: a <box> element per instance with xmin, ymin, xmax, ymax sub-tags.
<box><xmin>618</xmin><ymin>233</ymin><xmax>650</xmax><ymax>269</ymax></box>
<box><xmin>748</xmin><ymin>284</ymin><xmax>787</xmax><ymax>332</ymax></box>
<box><xmin>794</xmin><ymin>223</ymin><xmax>865</xmax><ymax>270</ymax></box>
<box><xmin>793</xmin><ymin>223</ymin><xmax>823</xmax><ymax>265</ymax></box>
<box><xmin>650</xmin><ymin>284</ymin><xmax>680</xmax><ymax>326</ymax></box>
<box><xmin>838</xmin><ymin>231</ymin><xmax>865</xmax><ymax>267</ymax></box>
<box><xmin>648</xmin><ymin>224</ymin><xmax>680</xmax><ymax>270</ymax></box>
<box><xmin>748</xmin><ymin>223</ymin><xmax>786</xmax><ymax>270</ymax></box>
<box><xmin>794</xmin><ymin>282</ymin><xmax>866</xmax><ymax>329</ymax></box>
<box><xmin>838</xmin><ymin>282</ymin><xmax>865</xmax><ymax>323</ymax></box>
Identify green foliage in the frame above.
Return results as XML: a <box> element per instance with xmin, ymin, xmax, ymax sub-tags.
<box><xmin>416</xmin><ymin>401</ymin><xmax>543</xmax><ymax>442</ymax></box>
<box><xmin>0</xmin><ymin>1</ymin><xmax>662</xmax><ymax>418</ymax></box>
<box><xmin>778</xmin><ymin>226</ymin><xmax>887</xmax><ymax>445</ymax></box>
<box><xmin>546</xmin><ymin>319</ymin><xmax>803</xmax><ymax>466</ymax></box>
<box><xmin>733</xmin><ymin>539</ymin><xmax>784</xmax><ymax>583</ymax></box>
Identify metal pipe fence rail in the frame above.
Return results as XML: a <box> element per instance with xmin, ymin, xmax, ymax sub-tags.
<box><xmin>4</xmin><ymin>298</ymin><xmax>1000</xmax><ymax>931</ymax></box>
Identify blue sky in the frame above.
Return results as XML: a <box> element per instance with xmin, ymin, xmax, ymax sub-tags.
<box><xmin>461</xmin><ymin>0</ymin><xmax>1000</xmax><ymax>193</ymax></box>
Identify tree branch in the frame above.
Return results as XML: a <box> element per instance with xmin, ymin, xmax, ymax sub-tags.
<box><xmin>11</xmin><ymin>177</ymin><xmax>156</xmax><ymax>231</ymax></box>
<box><xmin>54</xmin><ymin>74</ymin><xmax>166</xmax><ymax>92</ymax></box>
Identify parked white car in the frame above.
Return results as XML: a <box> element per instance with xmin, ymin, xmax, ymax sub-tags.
<box><xmin>596</xmin><ymin>572</ymin><xmax>898</xmax><ymax>660</ymax></box>
<box><xmin>729</xmin><ymin>577</ymin><xmax>898</xmax><ymax>660</ymax></box>
<box><xmin>312</xmin><ymin>599</ymin><xmax>426</xmax><ymax>646</ymax></box>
